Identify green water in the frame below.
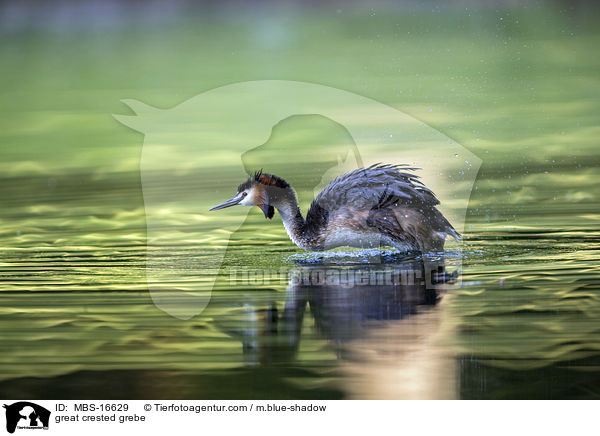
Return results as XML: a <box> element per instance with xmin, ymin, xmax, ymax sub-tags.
<box><xmin>1</xmin><ymin>2</ymin><xmax>599</xmax><ymax>399</ymax></box>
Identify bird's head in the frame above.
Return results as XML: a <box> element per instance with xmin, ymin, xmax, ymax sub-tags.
<box><xmin>209</xmin><ymin>170</ymin><xmax>291</xmax><ymax>219</ymax></box>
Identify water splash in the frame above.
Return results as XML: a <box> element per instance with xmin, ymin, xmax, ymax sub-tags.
<box><xmin>285</xmin><ymin>248</ymin><xmax>419</xmax><ymax>264</ymax></box>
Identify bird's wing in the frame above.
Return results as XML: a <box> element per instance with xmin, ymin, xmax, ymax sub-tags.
<box><xmin>308</xmin><ymin>163</ymin><xmax>439</xmax><ymax>217</ymax></box>
<box><xmin>306</xmin><ymin>163</ymin><xmax>459</xmax><ymax>242</ymax></box>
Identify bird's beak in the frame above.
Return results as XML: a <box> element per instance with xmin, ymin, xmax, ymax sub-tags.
<box><xmin>209</xmin><ymin>194</ymin><xmax>243</xmax><ymax>211</ymax></box>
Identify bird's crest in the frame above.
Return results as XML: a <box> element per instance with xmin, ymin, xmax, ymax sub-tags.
<box><xmin>237</xmin><ymin>169</ymin><xmax>290</xmax><ymax>192</ymax></box>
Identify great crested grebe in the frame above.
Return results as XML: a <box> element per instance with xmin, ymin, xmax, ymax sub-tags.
<box><xmin>210</xmin><ymin>163</ymin><xmax>459</xmax><ymax>253</ymax></box>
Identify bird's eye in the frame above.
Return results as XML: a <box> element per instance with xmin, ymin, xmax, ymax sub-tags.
<box><xmin>241</xmin><ymin>192</ymin><xmax>248</xmax><ymax>197</ymax></box>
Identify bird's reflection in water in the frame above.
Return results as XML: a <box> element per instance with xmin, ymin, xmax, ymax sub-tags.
<box><xmin>227</xmin><ymin>257</ymin><xmax>459</xmax><ymax>399</ymax></box>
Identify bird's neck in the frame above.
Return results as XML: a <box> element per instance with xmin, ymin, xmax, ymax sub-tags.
<box><xmin>274</xmin><ymin>195</ymin><xmax>314</xmax><ymax>250</ymax></box>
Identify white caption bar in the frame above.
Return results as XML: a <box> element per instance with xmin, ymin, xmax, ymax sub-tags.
<box><xmin>0</xmin><ymin>400</ymin><xmax>595</xmax><ymax>436</ymax></box>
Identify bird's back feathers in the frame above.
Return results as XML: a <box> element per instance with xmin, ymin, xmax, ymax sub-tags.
<box><xmin>305</xmin><ymin>163</ymin><xmax>459</xmax><ymax>247</ymax></box>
